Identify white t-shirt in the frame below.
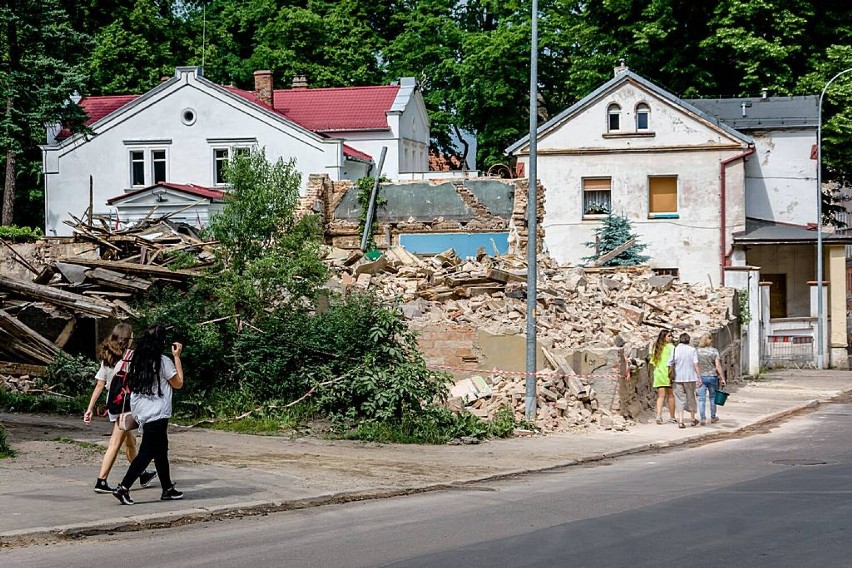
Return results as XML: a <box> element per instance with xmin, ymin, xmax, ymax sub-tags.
<box><xmin>669</xmin><ymin>344</ymin><xmax>699</xmax><ymax>383</ymax></box>
<box><xmin>122</xmin><ymin>355</ymin><xmax>178</xmax><ymax>425</ymax></box>
<box><xmin>95</xmin><ymin>351</ymin><xmax>131</xmax><ymax>391</ymax></box>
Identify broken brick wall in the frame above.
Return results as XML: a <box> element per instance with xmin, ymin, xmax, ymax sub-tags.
<box><xmin>299</xmin><ymin>174</ymin><xmax>544</xmax><ymax>253</ymax></box>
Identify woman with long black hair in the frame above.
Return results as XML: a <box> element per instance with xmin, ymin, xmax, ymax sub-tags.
<box><xmin>113</xmin><ymin>324</ymin><xmax>184</xmax><ymax>505</ymax></box>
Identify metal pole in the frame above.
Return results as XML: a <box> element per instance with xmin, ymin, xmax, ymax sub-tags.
<box><xmin>525</xmin><ymin>0</ymin><xmax>539</xmax><ymax>421</ymax></box>
<box><xmin>360</xmin><ymin>146</ymin><xmax>387</xmax><ymax>252</ymax></box>
<box><xmin>816</xmin><ymin>67</ymin><xmax>852</xmax><ymax>370</ymax></box>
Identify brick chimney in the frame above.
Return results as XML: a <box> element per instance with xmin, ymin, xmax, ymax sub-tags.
<box><xmin>253</xmin><ymin>70</ymin><xmax>274</xmax><ymax>107</ymax></box>
<box><xmin>291</xmin><ymin>75</ymin><xmax>308</xmax><ymax>89</ymax></box>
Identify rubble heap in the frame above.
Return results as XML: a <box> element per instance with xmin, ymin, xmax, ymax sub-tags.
<box><xmin>325</xmin><ymin>246</ymin><xmax>735</xmax><ymax>353</ymax></box>
<box><xmin>325</xmin><ymin>246</ymin><xmax>736</xmax><ymax>432</ymax></box>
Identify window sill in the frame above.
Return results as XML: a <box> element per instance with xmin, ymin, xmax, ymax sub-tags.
<box><xmin>583</xmin><ymin>214</ymin><xmax>609</xmax><ymax>220</ymax></box>
<box><xmin>602</xmin><ymin>131</ymin><xmax>656</xmax><ymax>139</ymax></box>
<box><xmin>649</xmin><ymin>213</ymin><xmax>679</xmax><ymax>219</ymax></box>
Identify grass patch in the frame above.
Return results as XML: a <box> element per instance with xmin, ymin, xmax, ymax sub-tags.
<box><xmin>204</xmin><ymin>416</ymin><xmax>291</xmax><ymax>435</ymax></box>
<box><xmin>0</xmin><ymin>391</ymin><xmax>89</xmax><ymax>415</ymax></box>
<box><xmin>341</xmin><ymin>406</ymin><xmax>526</xmax><ymax>444</ymax></box>
<box><xmin>54</xmin><ymin>436</ymin><xmax>102</xmax><ymax>450</ymax></box>
<box><xmin>0</xmin><ymin>424</ymin><xmax>14</xmax><ymax>458</ymax></box>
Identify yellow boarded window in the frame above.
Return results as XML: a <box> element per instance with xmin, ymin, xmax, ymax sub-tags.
<box><xmin>649</xmin><ymin>176</ymin><xmax>677</xmax><ymax>215</ymax></box>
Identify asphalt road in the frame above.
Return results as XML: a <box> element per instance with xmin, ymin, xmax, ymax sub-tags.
<box><xmin>4</xmin><ymin>401</ymin><xmax>851</xmax><ymax>568</ymax></box>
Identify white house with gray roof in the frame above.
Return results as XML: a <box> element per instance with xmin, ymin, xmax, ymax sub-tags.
<box><xmin>508</xmin><ymin>65</ymin><xmax>851</xmax><ymax>370</ymax></box>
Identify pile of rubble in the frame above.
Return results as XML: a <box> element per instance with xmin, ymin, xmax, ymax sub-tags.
<box><xmin>325</xmin><ymin>246</ymin><xmax>735</xmax><ymax>353</ymax></box>
<box><xmin>0</xmin><ymin>216</ymin><xmax>214</xmax><ymax>367</ymax></box>
<box><xmin>325</xmin><ymin>245</ymin><xmax>735</xmax><ymax>432</ymax></box>
<box><xmin>450</xmin><ymin>370</ymin><xmax>631</xmax><ymax>433</ymax></box>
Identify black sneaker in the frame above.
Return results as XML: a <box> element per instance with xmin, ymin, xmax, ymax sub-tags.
<box><xmin>161</xmin><ymin>486</ymin><xmax>183</xmax><ymax>501</ymax></box>
<box><xmin>140</xmin><ymin>470</ymin><xmax>158</xmax><ymax>488</ymax></box>
<box><xmin>94</xmin><ymin>478</ymin><xmax>114</xmax><ymax>494</ymax></box>
<box><xmin>113</xmin><ymin>485</ymin><xmax>134</xmax><ymax>505</ymax></box>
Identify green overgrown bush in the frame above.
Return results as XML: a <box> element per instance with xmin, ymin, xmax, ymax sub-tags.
<box><xmin>0</xmin><ymin>391</ymin><xmax>89</xmax><ymax>414</ymax></box>
<box><xmin>44</xmin><ymin>353</ymin><xmax>99</xmax><ymax>396</ymax></box>
<box><xmin>129</xmin><ymin>149</ymin><xmax>514</xmax><ymax>443</ymax></box>
<box><xmin>0</xmin><ymin>423</ymin><xmax>13</xmax><ymax>458</ymax></box>
<box><xmin>0</xmin><ymin>225</ymin><xmax>43</xmax><ymax>243</ymax></box>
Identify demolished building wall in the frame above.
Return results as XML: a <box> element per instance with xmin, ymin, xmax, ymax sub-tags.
<box><xmin>298</xmin><ymin>174</ymin><xmax>544</xmax><ymax>255</ymax></box>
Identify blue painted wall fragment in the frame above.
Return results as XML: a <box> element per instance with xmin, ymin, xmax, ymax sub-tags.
<box><xmin>399</xmin><ymin>232</ymin><xmax>510</xmax><ymax>259</ymax></box>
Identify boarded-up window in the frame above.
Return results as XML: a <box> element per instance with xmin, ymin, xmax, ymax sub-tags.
<box><xmin>649</xmin><ymin>175</ymin><xmax>677</xmax><ymax>215</ymax></box>
<box><xmin>583</xmin><ymin>178</ymin><xmax>611</xmax><ymax>216</ymax></box>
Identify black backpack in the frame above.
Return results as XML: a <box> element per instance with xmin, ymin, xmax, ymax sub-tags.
<box><xmin>106</xmin><ymin>351</ymin><xmax>132</xmax><ymax>415</ymax></box>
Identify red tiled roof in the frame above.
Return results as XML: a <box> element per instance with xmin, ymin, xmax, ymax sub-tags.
<box><xmin>107</xmin><ymin>182</ymin><xmax>224</xmax><ymax>205</ymax></box>
<box><xmin>343</xmin><ymin>144</ymin><xmax>372</xmax><ymax>162</ymax></box>
<box><xmin>57</xmin><ymin>94</ymin><xmax>140</xmax><ymax>139</ymax></box>
<box><xmin>61</xmin><ymin>83</ymin><xmax>398</xmax><ymax>148</ymax></box>
<box><xmin>273</xmin><ymin>85</ymin><xmax>399</xmax><ymax>132</ymax></box>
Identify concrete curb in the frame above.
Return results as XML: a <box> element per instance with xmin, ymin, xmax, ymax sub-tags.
<box><xmin>0</xmin><ymin>394</ymin><xmax>838</xmax><ymax>548</ymax></box>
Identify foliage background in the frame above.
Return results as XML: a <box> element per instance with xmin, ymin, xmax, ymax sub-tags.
<box><xmin>2</xmin><ymin>0</ymin><xmax>852</xmax><ymax>227</ymax></box>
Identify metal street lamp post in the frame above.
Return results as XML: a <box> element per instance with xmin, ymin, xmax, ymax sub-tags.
<box><xmin>525</xmin><ymin>0</ymin><xmax>540</xmax><ymax>421</ymax></box>
<box><xmin>816</xmin><ymin>67</ymin><xmax>852</xmax><ymax>370</ymax></box>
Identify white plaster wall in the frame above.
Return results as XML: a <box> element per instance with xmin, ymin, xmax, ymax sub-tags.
<box><xmin>44</xmin><ymin>73</ymin><xmax>343</xmax><ymax>236</ymax></box>
<box><xmin>538</xmin><ymin>83</ymin><xmax>743</xmax><ymax>152</ymax></box>
<box><xmin>527</xmin><ymin>149</ymin><xmax>746</xmax><ymax>285</ymax></box>
<box><xmin>341</xmin><ymin>93</ymin><xmax>430</xmax><ymax>178</ymax></box>
<box><xmin>744</xmin><ymin>129</ymin><xmax>817</xmax><ymax>225</ymax></box>
<box><xmin>340</xmin><ymin>130</ymin><xmax>401</xmax><ymax>179</ymax></box>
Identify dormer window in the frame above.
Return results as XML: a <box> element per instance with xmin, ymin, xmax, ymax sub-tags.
<box><xmin>607</xmin><ymin>104</ymin><xmax>621</xmax><ymax>131</ymax></box>
<box><xmin>636</xmin><ymin>103</ymin><xmax>650</xmax><ymax>130</ymax></box>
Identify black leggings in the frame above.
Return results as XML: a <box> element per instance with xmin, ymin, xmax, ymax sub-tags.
<box><xmin>120</xmin><ymin>418</ymin><xmax>172</xmax><ymax>490</ymax></box>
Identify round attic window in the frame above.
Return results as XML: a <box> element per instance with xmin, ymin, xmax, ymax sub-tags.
<box><xmin>181</xmin><ymin>108</ymin><xmax>197</xmax><ymax>126</ymax></box>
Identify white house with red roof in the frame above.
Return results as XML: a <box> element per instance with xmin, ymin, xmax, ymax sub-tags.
<box><xmin>41</xmin><ymin>66</ymin><xmax>429</xmax><ymax>235</ymax></box>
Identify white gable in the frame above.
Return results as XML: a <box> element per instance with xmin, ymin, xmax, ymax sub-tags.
<box><xmin>538</xmin><ymin>81</ymin><xmax>747</xmax><ymax>152</ymax></box>
<box><xmin>43</xmin><ymin>68</ymin><xmax>345</xmax><ymax>236</ymax></box>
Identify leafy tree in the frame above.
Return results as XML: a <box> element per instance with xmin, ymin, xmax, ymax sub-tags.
<box><xmin>206</xmin><ymin>147</ymin><xmax>327</xmax><ymax>315</ymax></box>
<box><xmin>0</xmin><ymin>0</ymin><xmax>88</xmax><ymax>225</ymax></box>
<box><xmin>583</xmin><ymin>213</ymin><xmax>649</xmax><ymax>266</ymax></box>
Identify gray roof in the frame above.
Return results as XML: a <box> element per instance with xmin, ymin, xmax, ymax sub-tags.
<box><xmin>686</xmin><ymin>96</ymin><xmax>818</xmax><ymax>131</ymax></box>
<box><xmin>506</xmin><ymin>70</ymin><xmax>752</xmax><ymax>154</ymax></box>
<box><xmin>733</xmin><ymin>218</ymin><xmax>852</xmax><ymax>245</ymax></box>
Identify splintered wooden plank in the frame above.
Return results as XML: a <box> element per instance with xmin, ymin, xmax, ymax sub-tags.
<box><xmin>0</xmin><ymin>274</ymin><xmax>114</xmax><ymax>317</ymax></box>
<box><xmin>0</xmin><ymin>311</ymin><xmax>61</xmax><ymax>364</ymax></box>
<box><xmin>84</xmin><ymin>267</ymin><xmax>153</xmax><ymax>292</ymax></box>
<box><xmin>56</xmin><ymin>257</ymin><xmax>197</xmax><ymax>280</ymax></box>
<box><xmin>0</xmin><ymin>360</ymin><xmax>47</xmax><ymax>376</ymax></box>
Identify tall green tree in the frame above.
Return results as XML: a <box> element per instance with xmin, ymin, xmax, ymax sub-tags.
<box><xmin>0</xmin><ymin>0</ymin><xmax>88</xmax><ymax>225</ymax></box>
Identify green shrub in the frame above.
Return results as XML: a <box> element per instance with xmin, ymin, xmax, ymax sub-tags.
<box><xmin>0</xmin><ymin>423</ymin><xmax>13</xmax><ymax>458</ymax></box>
<box><xmin>0</xmin><ymin>391</ymin><xmax>89</xmax><ymax>414</ymax></box>
<box><xmin>44</xmin><ymin>353</ymin><xmax>99</xmax><ymax>397</ymax></box>
<box><xmin>0</xmin><ymin>225</ymin><xmax>43</xmax><ymax>243</ymax></box>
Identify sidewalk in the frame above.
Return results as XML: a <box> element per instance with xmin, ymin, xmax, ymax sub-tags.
<box><xmin>2</xmin><ymin>370</ymin><xmax>851</xmax><ymax>545</ymax></box>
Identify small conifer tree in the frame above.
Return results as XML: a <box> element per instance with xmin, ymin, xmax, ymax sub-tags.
<box><xmin>582</xmin><ymin>213</ymin><xmax>649</xmax><ymax>266</ymax></box>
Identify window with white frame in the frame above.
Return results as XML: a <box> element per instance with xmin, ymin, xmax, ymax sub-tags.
<box><xmin>152</xmin><ymin>149</ymin><xmax>167</xmax><ymax>184</ymax></box>
<box><xmin>213</xmin><ymin>147</ymin><xmax>251</xmax><ymax>185</ymax></box>
<box><xmin>636</xmin><ymin>103</ymin><xmax>650</xmax><ymax>130</ymax></box>
<box><xmin>607</xmin><ymin>104</ymin><xmax>621</xmax><ymax>131</ymax></box>
<box><xmin>130</xmin><ymin>151</ymin><xmax>145</xmax><ymax>187</ymax></box>
<box><xmin>213</xmin><ymin>149</ymin><xmax>229</xmax><ymax>185</ymax></box>
<box><xmin>583</xmin><ymin>177</ymin><xmax>611</xmax><ymax>216</ymax></box>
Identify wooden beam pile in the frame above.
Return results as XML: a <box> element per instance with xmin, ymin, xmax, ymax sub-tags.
<box><xmin>0</xmin><ymin>216</ymin><xmax>217</xmax><ymax>368</ymax></box>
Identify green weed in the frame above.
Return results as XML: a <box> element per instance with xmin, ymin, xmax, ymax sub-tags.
<box><xmin>0</xmin><ymin>424</ymin><xmax>14</xmax><ymax>458</ymax></box>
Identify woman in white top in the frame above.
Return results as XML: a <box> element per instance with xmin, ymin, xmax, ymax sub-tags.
<box><xmin>113</xmin><ymin>324</ymin><xmax>184</xmax><ymax>505</ymax></box>
<box><xmin>83</xmin><ymin>323</ymin><xmax>156</xmax><ymax>493</ymax></box>
<box><xmin>668</xmin><ymin>332</ymin><xmax>702</xmax><ymax>429</ymax></box>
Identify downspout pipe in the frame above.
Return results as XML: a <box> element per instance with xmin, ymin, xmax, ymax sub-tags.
<box><xmin>720</xmin><ymin>146</ymin><xmax>755</xmax><ymax>286</ymax></box>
